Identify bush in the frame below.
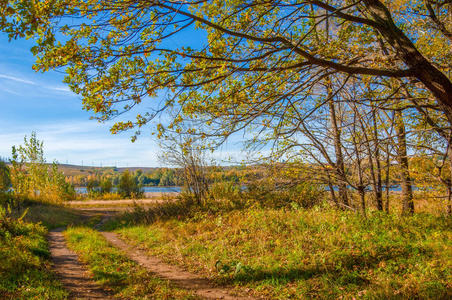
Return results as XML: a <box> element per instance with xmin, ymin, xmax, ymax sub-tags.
<box><xmin>209</xmin><ymin>181</ymin><xmax>242</xmax><ymax>201</ymax></box>
<box><xmin>244</xmin><ymin>180</ymin><xmax>324</xmax><ymax>209</ymax></box>
<box><xmin>243</xmin><ymin>162</ymin><xmax>325</xmax><ymax>209</ymax></box>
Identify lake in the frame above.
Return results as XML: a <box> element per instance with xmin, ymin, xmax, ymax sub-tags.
<box><xmin>75</xmin><ymin>186</ymin><xmax>182</xmax><ymax>194</ymax></box>
<box><xmin>75</xmin><ymin>184</ymin><xmax>419</xmax><ymax>194</ymax></box>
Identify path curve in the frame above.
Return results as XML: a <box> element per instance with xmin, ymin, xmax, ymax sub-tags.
<box><xmin>101</xmin><ymin>232</ymin><xmax>254</xmax><ymax>300</ymax></box>
<box><xmin>48</xmin><ymin>229</ymin><xmax>114</xmax><ymax>299</ymax></box>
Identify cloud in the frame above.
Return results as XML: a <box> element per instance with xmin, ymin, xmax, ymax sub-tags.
<box><xmin>0</xmin><ymin>74</ymin><xmax>36</xmax><ymax>85</ymax></box>
<box><xmin>0</xmin><ymin>119</ymin><xmax>248</xmax><ymax>167</ymax></box>
<box><xmin>47</xmin><ymin>85</ymin><xmax>72</xmax><ymax>93</ymax></box>
<box><xmin>0</xmin><ymin>87</ymin><xmax>20</xmax><ymax>95</ymax></box>
<box><xmin>0</xmin><ymin>67</ymin><xmax>77</xmax><ymax>99</ymax></box>
<box><xmin>0</xmin><ymin>120</ymin><xmax>160</xmax><ymax>167</ymax></box>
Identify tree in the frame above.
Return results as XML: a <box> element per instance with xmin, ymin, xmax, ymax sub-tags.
<box><xmin>3</xmin><ymin>1</ymin><xmax>452</xmax><ymax>214</ymax></box>
<box><xmin>137</xmin><ymin>173</ymin><xmax>151</xmax><ymax>186</ymax></box>
<box><xmin>86</xmin><ymin>177</ymin><xmax>100</xmax><ymax>194</ymax></box>
<box><xmin>0</xmin><ymin>161</ymin><xmax>10</xmax><ymax>193</ymax></box>
<box><xmin>100</xmin><ymin>178</ymin><xmax>113</xmax><ymax>194</ymax></box>
<box><xmin>10</xmin><ymin>132</ymin><xmax>75</xmax><ymax>202</ymax></box>
<box><xmin>159</xmin><ymin>133</ymin><xmax>212</xmax><ymax>205</ymax></box>
<box><xmin>158</xmin><ymin>169</ymin><xmax>176</xmax><ymax>187</ymax></box>
<box><xmin>118</xmin><ymin>170</ymin><xmax>143</xmax><ymax>199</ymax></box>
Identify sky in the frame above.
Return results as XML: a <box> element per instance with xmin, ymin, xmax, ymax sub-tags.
<box><xmin>0</xmin><ymin>35</ymin><xmax>177</xmax><ymax>168</ymax></box>
<box><xmin>0</xmin><ymin>33</ymin><xmax>249</xmax><ymax>168</ymax></box>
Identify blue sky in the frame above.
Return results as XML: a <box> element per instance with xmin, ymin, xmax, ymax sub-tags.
<box><xmin>0</xmin><ymin>35</ymin><xmax>247</xmax><ymax>167</ymax></box>
<box><xmin>0</xmin><ymin>35</ymin><xmax>170</xmax><ymax>167</ymax></box>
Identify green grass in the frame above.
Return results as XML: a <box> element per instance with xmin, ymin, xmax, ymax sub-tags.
<box><xmin>110</xmin><ymin>204</ymin><xmax>452</xmax><ymax>299</ymax></box>
<box><xmin>0</xmin><ymin>200</ymin><xmax>101</xmax><ymax>299</ymax></box>
<box><xmin>21</xmin><ymin>204</ymin><xmax>82</xmax><ymax>230</ymax></box>
<box><xmin>0</xmin><ymin>206</ymin><xmax>69</xmax><ymax>299</ymax></box>
<box><xmin>64</xmin><ymin>226</ymin><xmax>202</xmax><ymax>299</ymax></box>
<box><xmin>11</xmin><ymin>201</ymin><xmax>102</xmax><ymax>229</ymax></box>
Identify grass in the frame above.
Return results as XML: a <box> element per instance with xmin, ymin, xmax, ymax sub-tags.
<box><xmin>10</xmin><ymin>200</ymin><xmax>102</xmax><ymax>230</ymax></box>
<box><xmin>0</xmin><ymin>206</ymin><xmax>69</xmax><ymax>299</ymax></box>
<box><xmin>64</xmin><ymin>226</ymin><xmax>202</xmax><ymax>299</ymax></box>
<box><xmin>21</xmin><ymin>204</ymin><xmax>81</xmax><ymax>230</ymax></box>
<box><xmin>106</xmin><ymin>200</ymin><xmax>452</xmax><ymax>299</ymax></box>
<box><xmin>0</xmin><ymin>199</ymin><xmax>102</xmax><ymax>299</ymax></box>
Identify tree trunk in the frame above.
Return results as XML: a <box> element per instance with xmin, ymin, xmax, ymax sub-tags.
<box><xmin>363</xmin><ymin>0</ymin><xmax>452</xmax><ymax>124</ymax></box>
<box><xmin>358</xmin><ymin>185</ymin><xmax>367</xmax><ymax>218</ymax></box>
<box><xmin>324</xmin><ymin>12</ymin><xmax>349</xmax><ymax>209</ymax></box>
<box><xmin>372</xmin><ymin>109</ymin><xmax>383</xmax><ymax>210</ymax></box>
<box><xmin>394</xmin><ymin>111</ymin><xmax>414</xmax><ymax>215</ymax></box>
<box><xmin>328</xmin><ymin>87</ymin><xmax>349</xmax><ymax>207</ymax></box>
<box><xmin>446</xmin><ymin>181</ymin><xmax>452</xmax><ymax>215</ymax></box>
<box><xmin>384</xmin><ymin>141</ymin><xmax>391</xmax><ymax>213</ymax></box>
<box><xmin>448</xmin><ymin>147</ymin><xmax>452</xmax><ymax>215</ymax></box>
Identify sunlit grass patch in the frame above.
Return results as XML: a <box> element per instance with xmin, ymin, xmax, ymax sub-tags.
<box><xmin>114</xmin><ymin>205</ymin><xmax>452</xmax><ymax>299</ymax></box>
<box><xmin>64</xmin><ymin>226</ymin><xmax>201</xmax><ymax>299</ymax></box>
<box><xmin>11</xmin><ymin>201</ymin><xmax>100</xmax><ymax>230</ymax></box>
<box><xmin>0</xmin><ymin>206</ymin><xmax>69</xmax><ymax>299</ymax></box>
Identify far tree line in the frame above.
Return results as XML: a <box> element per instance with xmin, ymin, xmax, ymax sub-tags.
<box><xmin>66</xmin><ymin>165</ymin><xmax>258</xmax><ymax>189</ymax></box>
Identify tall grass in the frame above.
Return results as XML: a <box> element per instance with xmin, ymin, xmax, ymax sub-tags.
<box><xmin>11</xmin><ymin>200</ymin><xmax>83</xmax><ymax>230</ymax></box>
<box><xmin>108</xmin><ymin>197</ymin><xmax>452</xmax><ymax>299</ymax></box>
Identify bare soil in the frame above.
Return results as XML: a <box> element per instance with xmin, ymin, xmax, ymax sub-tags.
<box><xmin>48</xmin><ymin>229</ymin><xmax>114</xmax><ymax>299</ymax></box>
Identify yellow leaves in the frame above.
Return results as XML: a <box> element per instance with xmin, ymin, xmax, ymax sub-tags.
<box><xmin>244</xmin><ymin>11</ymin><xmax>251</xmax><ymax>22</ymax></box>
<box><xmin>157</xmin><ymin>123</ymin><xmax>164</xmax><ymax>139</ymax></box>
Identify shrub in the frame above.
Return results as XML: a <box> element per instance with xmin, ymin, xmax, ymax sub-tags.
<box><xmin>244</xmin><ymin>162</ymin><xmax>325</xmax><ymax>209</ymax></box>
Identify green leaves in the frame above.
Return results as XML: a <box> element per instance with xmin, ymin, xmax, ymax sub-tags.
<box><xmin>10</xmin><ymin>132</ymin><xmax>75</xmax><ymax>203</ymax></box>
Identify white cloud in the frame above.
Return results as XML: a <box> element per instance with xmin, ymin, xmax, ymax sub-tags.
<box><xmin>47</xmin><ymin>85</ymin><xmax>72</xmax><ymax>93</ymax></box>
<box><xmin>0</xmin><ymin>74</ymin><xmax>36</xmax><ymax>85</ymax></box>
<box><xmin>0</xmin><ymin>120</ymin><xmax>160</xmax><ymax>167</ymax></box>
<box><xmin>0</xmin><ymin>86</ymin><xmax>20</xmax><ymax>95</ymax></box>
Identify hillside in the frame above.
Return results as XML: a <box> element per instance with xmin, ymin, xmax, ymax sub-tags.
<box><xmin>5</xmin><ymin>162</ymin><xmax>156</xmax><ymax>177</ymax></box>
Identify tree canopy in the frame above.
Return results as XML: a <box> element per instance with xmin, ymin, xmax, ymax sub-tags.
<box><xmin>1</xmin><ymin>0</ymin><xmax>451</xmax><ymax>142</ymax></box>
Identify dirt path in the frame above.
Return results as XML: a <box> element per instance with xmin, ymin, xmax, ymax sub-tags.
<box><xmin>101</xmin><ymin>231</ymin><xmax>253</xmax><ymax>300</ymax></box>
<box><xmin>48</xmin><ymin>228</ymin><xmax>114</xmax><ymax>299</ymax></box>
<box><xmin>48</xmin><ymin>205</ymin><xmax>254</xmax><ymax>300</ymax></box>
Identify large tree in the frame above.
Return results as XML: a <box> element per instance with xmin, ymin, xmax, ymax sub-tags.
<box><xmin>1</xmin><ymin>0</ymin><xmax>451</xmax><ymax>138</ymax></box>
